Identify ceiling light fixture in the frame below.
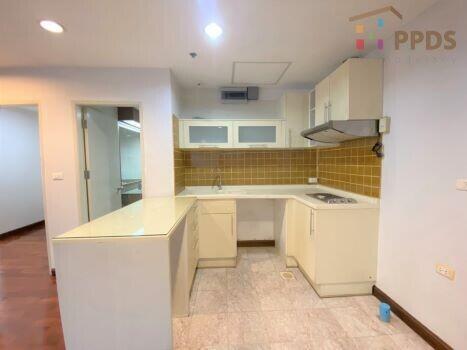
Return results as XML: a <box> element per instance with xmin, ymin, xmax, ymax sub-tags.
<box><xmin>40</xmin><ymin>20</ymin><xmax>64</xmax><ymax>33</ymax></box>
<box><xmin>118</xmin><ymin>121</ymin><xmax>141</xmax><ymax>133</ymax></box>
<box><xmin>204</xmin><ymin>23</ymin><xmax>223</xmax><ymax>39</ymax></box>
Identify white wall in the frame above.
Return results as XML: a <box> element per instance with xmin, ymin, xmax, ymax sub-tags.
<box><xmin>0</xmin><ymin>106</ymin><xmax>44</xmax><ymax>234</ymax></box>
<box><xmin>0</xmin><ymin>68</ymin><xmax>175</xmax><ymax>269</ymax></box>
<box><xmin>236</xmin><ymin>199</ymin><xmax>275</xmax><ymax>240</ymax></box>
<box><xmin>375</xmin><ymin>1</ymin><xmax>467</xmax><ymax>347</ymax></box>
<box><xmin>171</xmin><ymin>73</ymin><xmax>182</xmax><ymax>118</ymax></box>
<box><xmin>179</xmin><ymin>87</ymin><xmax>284</xmax><ymax>119</ymax></box>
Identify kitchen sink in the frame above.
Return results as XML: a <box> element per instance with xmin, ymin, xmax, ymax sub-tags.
<box><xmin>215</xmin><ymin>189</ymin><xmax>247</xmax><ymax>195</ymax></box>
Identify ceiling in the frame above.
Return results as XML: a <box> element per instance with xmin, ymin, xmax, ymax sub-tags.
<box><xmin>0</xmin><ymin>0</ymin><xmax>438</xmax><ymax>88</ymax></box>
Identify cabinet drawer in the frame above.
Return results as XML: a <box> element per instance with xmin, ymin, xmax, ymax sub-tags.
<box><xmin>198</xmin><ymin>200</ymin><xmax>236</xmax><ymax>214</ymax></box>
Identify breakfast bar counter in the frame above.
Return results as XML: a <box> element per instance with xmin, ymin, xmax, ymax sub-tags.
<box><xmin>52</xmin><ymin>197</ymin><xmax>197</xmax><ymax>350</ymax></box>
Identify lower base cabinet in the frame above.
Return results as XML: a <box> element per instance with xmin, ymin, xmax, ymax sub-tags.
<box><xmin>293</xmin><ymin>201</ymin><xmax>316</xmax><ymax>282</ymax></box>
<box><xmin>286</xmin><ymin>200</ymin><xmax>379</xmax><ymax>297</ymax></box>
<box><xmin>197</xmin><ymin>199</ymin><xmax>237</xmax><ymax>267</ymax></box>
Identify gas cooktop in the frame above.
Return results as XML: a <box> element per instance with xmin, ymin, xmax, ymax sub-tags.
<box><xmin>307</xmin><ymin>193</ymin><xmax>357</xmax><ymax>204</ymax></box>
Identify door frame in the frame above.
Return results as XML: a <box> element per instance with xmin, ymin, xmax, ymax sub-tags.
<box><xmin>0</xmin><ymin>100</ymin><xmax>49</xmax><ymax>259</ymax></box>
<box><xmin>72</xmin><ymin>101</ymin><xmax>143</xmax><ymax>223</ymax></box>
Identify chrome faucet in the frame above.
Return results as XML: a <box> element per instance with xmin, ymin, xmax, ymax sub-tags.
<box><xmin>213</xmin><ymin>174</ymin><xmax>222</xmax><ymax>190</ymax></box>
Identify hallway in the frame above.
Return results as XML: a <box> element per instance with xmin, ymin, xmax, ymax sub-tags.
<box><xmin>0</xmin><ymin>225</ymin><xmax>65</xmax><ymax>349</ymax></box>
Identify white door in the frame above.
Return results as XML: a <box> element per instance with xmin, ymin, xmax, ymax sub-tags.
<box><xmin>199</xmin><ymin>213</ymin><xmax>235</xmax><ymax>259</ymax></box>
<box><xmin>282</xmin><ymin>92</ymin><xmax>308</xmax><ymax>148</ymax></box>
<box><xmin>329</xmin><ymin>62</ymin><xmax>349</xmax><ymax>121</ymax></box>
<box><xmin>314</xmin><ymin>77</ymin><xmax>330</xmax><ymax>126</ymax></box>
<box><xmin>82</xmin><ymin>106</ymin><xmax>122</xmax><ymax>220</ymax></box>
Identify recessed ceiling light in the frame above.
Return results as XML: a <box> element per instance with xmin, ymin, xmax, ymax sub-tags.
<box><xmin>40</xmin><ymin>20</ymin><xmax>64</xmax><ymax>33</ymax></box>
<box><xmin>204</xmin><ymin>23</ymin><xmax>223</xmax><ymax>39</ymax></box>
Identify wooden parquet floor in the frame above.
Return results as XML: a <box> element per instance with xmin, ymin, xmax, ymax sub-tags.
<box><xmin>0</xmin><ymin>225</ymin><xmax>65</xmax><ymax>349</ymax></box>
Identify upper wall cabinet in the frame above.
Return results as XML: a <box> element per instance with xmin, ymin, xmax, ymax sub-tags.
<box><xmin>281</xmin><ymin>91</ymin><xmax>310</xmax><ymax>148</ymax></box>
<box><xmin>233</xmin><ymin>120</ymin><xmax>284</xmax><ymax>148</ymax></box>
<box><xmin>179</xmin><ymin>119</ymin><xmax>285</xmax><ymax>149</ymax></box>
<box><xmin>314</xmin><ymin>58</ymin><xmax>383</xmax><ymax>127</ymax></box>
<box><xmin>181</xmin><ymin>120</ymin><xmax>233</xmax><ymax>148</ymax></box>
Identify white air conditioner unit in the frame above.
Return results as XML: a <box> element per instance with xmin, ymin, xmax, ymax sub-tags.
<box><xmin>220</xmin><ymin>87</ymin><xmax>259</xmax><ymax>104</ymax></box>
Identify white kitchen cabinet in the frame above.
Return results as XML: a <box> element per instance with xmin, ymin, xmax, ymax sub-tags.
<box><xmin>286</xmin><ymin>200</ymin><xmax>379</xmax><ymax>297</ymax></box>
<box><xmin>314</xmin><ymin>58</ymin><xmax>383</xmax><ymax>127</ymax></box>
<box><xmin>315</xmin><ymin>77</ymin><xmax>330</xmax><ymax>127</ymax></box>
<box><xmin>281</xmin><ymin>91</ymin><xmax>310</xmax><ymax>148</ymax></box>
<box><xmin>291</xmin><ymin>201</ymin><xmax>316</xmax><ymax>281</ymax></box>
<box><xmin>233</xmin><ymin>120</ymin><xmax>284</xmax><ymax>148</ymax></box>
<box><xmin>197</xmin><ymin>200</ymin><xmax>237</xmax><ymax>267</ymax></box>
<box><xmin>308</xmin><ymin>89</ymin><xmax>315</xmax><ymax>132</ymax></box>
<box><xmin>181</xmin><ymin>120</ymin><xmax>233</xmax><ymax>148</ymax></box>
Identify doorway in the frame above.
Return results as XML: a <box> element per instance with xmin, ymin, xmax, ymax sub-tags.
<box><xmin>0</xmin><ymin>105</ymin><xmax>45</xmax><ymax>235</ymax></box>
<box><xmin>77</xmin><ymin>105</ymin><xmax>142</xmax><ymax>222</ymax></box>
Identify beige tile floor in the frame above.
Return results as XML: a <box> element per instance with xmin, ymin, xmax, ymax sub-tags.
<box><xmin>173</xmin><ymin>247</ymin><xmax>432</xmax><ymax>350</ymax></box>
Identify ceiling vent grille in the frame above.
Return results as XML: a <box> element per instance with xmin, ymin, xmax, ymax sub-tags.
<box><xmin>220</xmin><ymin>87</ymin><xmax>259</xmax><ymax>104</ymax></box>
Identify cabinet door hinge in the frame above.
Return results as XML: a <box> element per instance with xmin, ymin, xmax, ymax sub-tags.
<box><xmin>81</xmin><ymin>118</ymin><xmax>88</xmax><ymax>129</ymax></box>
<box><xmin>84</xmin><ymin>170</ymin><xmax>90</xmax><ymax>180</ymax></box>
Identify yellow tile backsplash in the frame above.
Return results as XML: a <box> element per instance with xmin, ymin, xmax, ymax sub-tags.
<box><xmin>173</xmin><ymin>116</ymin><xmax>185</xmax><ymax>194</ymax></box>
<box><xmin>184</xmin><ymin>150</ymin><xmax>317</xmax><ymax>186</ymax></box>
<box><xmin>317</xmin><ymin>137</ymin><xmax>382</xmax><ymax>197</ymax></box>
<box><xmin>172</xmin><ymin>116</ymin><xmax>382</xmax><ymax>197</ymax></box>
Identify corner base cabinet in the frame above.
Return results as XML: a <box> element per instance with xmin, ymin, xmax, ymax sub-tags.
<box><xmin>197</xmin><ymin>199</ymin><xmax>237</xmax><ymax>267</ymax></box>
<box><xmin>286</xmin><ymin>200</ymin><xmax>378</xmax><ymax>297</ymax></box>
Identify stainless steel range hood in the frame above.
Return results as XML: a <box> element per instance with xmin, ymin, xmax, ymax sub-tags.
<box><xmin>301</xmin><ymin>120</ymin><xmax>379</xmax><ymax>143</ymax></box>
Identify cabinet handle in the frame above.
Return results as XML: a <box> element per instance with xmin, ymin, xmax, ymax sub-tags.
<box><xmin>324</xmin><ymin>103</ymin><xmax>328</xmax><ymax>122</ymax></box>
<box><xmin>248</xmin><ymin>144</ymin><xmax>268</xmax><ymax>148</ymax></box>
<box><xmin>310</xmin><ymin>210</ymin><xmax>315</xmax><ymax>237</ymax></box>
<box><xmin>328</xmin><ymin>102</ymin><xmax>331</xmax><ymax>121</ymax></box>
<box><xmin>288</xmin><ymin>129</ymin><xmax>292</xmax><ymax>148</ymax></box>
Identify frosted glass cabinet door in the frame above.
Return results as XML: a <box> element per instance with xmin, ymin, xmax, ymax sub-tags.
<box><xmin>182</xmin><ymin>121</ymin><xmax>233</xmax><ymax>148</ymax></box>
<box><xmin>233</xmin><ymin>121</ymin><xmax>284</xmax><ymax>148</ymax></box>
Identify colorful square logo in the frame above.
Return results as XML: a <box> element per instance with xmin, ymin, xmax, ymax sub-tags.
<box><xmin>377</xmin><ymin>39</ymin><xmax>384</xmax><ymax>50</ymax></box>
<box><xmin>356</xmin><ymin>39</ymin><xmax>365</xmax><ymax>50</ymax></box>
<box><xmin>377</xmin><ymin>18</ymin><xmax>384</xmax><ymax>28</ymax></box>
<box><xmin>353</xmin><ymin>16</ymin><xmax>385</xmax><ymax>51</ymax></box>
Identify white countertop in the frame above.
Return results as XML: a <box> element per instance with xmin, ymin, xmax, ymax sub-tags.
<box><xmin>177</xmin><ymin>185</ymin><xmax>379</xmax><ymax>210</ymax></box>
<box><xmin>53</xmin><ymin>197</ymin><xmax>196</xmax><ymax>240</ymax></box>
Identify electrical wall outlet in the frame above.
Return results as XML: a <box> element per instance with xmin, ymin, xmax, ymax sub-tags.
<box><xmin>456</xmin><ymin>179</ymin><xmax>467</xmax><ymax>191</ymax></box>
<box><xmin>52</xmin><ymin>172</ymin><xmax>64</xmax><ymax>180</ymax></box>
<box><xmin>436</xmin><ymin>264</ymin><xmax>455</xmax><ymax>280</ymax></box>
<box><xmin>308</xmin><ymin>177</ymin><xmax>318</xmax><ymax>184</ymax></box>
<box><xmin>379</xmin><ymin>116</ymin><xmax>391</xmax><ymax>133</ymax></box>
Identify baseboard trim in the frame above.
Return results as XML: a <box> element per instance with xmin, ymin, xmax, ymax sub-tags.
<box><xmin>197</xmin><ymin>258</ymin><xmax>236</xmax><ymax>268</ymax></box>
<box><xmin>237</xmin><ymin>240</ymin><xmax>275</xmax><ymax>247</ymax></box>
<box><xmin>372</xmin><ymin>286</ymin><xmax>452</xmax><ymax>350</ymax></box>
<box><xmin>0</xmin><ymin>220</ymin><xmax>45</xmax><ymax>240</ymax></box>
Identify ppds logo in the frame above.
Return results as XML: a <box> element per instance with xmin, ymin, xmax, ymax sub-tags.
<box><xmin>350</xmin><ymin>5</ymin><xmax>456</xmax><ymax>51</ymax></box>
